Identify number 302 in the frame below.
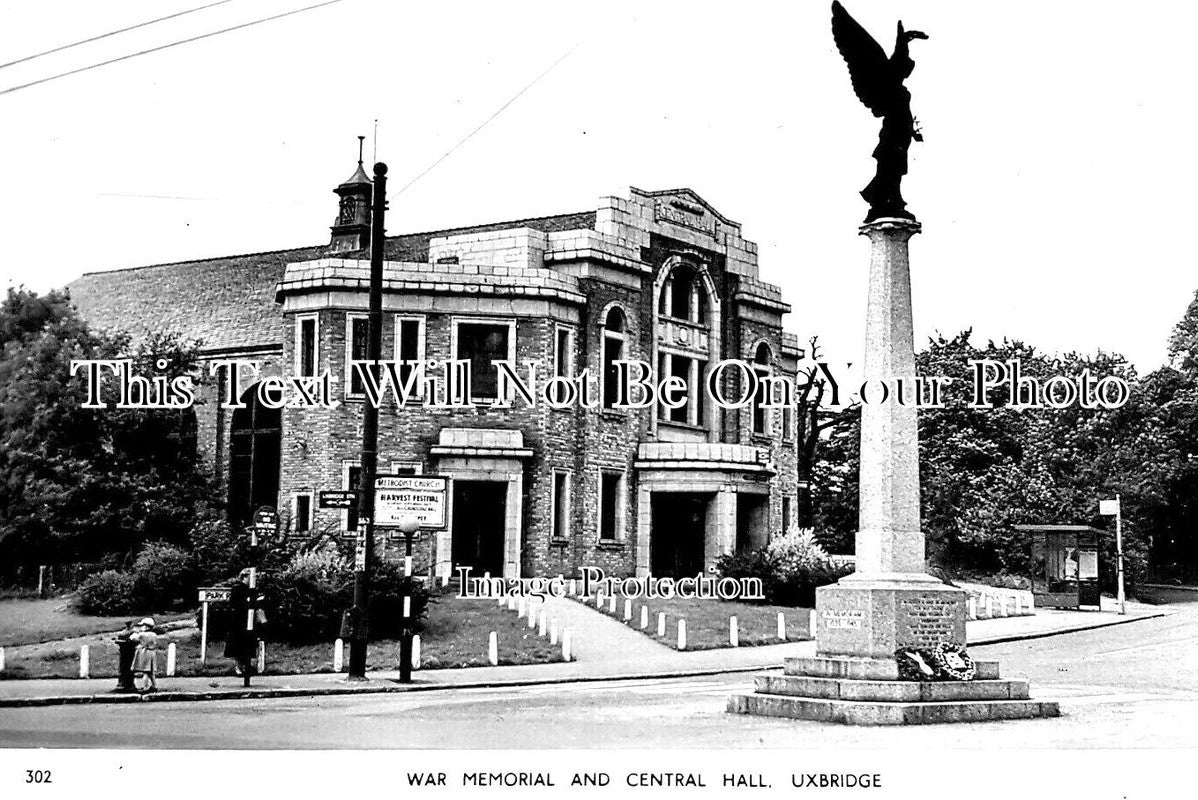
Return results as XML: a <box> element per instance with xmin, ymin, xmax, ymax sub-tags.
<box><xmin>25</xmin><ymin>770</ymin><xmax>52</xmax><ymax>784</ymax></box>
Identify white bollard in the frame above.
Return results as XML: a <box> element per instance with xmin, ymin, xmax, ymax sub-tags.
<box><xmin>730</xmin><ymin>616</ymin><xmax>739</xmax><ymax>647</ymax></box>
<box><xmin>777</xmin><ymin>611</ymin><xmax>786</xmax><ymax>640</ymax></box>
<box><xmin>984</xmin><ymin>596</ymin><xmax>994</xmax><ymax>618</ymax></box>
<box><xmin>677</xmin><ymin>620</ymin><xmax>687</xmax><ymax>650</ymax></box>
<box><xmin>967</xmin><ymin>597</ymin><xmax>977</xmax><ymax>620</ymax></box>
<box><xmin>411</xmin><ymin>635</ymin><xmax>421</xmax><ymax>670</ymax></box>
<box><xmin>507</xmin><ymin>595</ymin><xmax>516</xmax><ymax>611</ymax></box>
<box><xmin>79</xmin><ymin>644</ymin><xmax>89</xmax><ymax>679</ymax></box>
<box><xmin>562</xmin><ymin>629</ymin><xmax>572</xmax><ymax>662</ymax></box>
<box><xmin>608</xmin><ymin>594</ymin><xmax>617</xmax><ymax>614</ymax></box>
<box><xmin>166</xmin><ymin>642</ymin><xmax>177</xmax><ymax>677</ymax></box>
<box><xmin>518</xmin><ymin>597</ymin><xmax>526</xmax><ymax>618</ymax></box>
<box><xmin>550</xmin><ymin>619</ymin><xmax>559</xmax><ymax>645</ymax></box>
<box><xmin>623</xmin><ymin>598</ymin><xmax>632</xmax><ymax>621</ymax></box>
<box><xmin>595</xmin><ymin>592</ymin><xmax>603</xmax><ymax>608</ymax></box>
<box><xmin>569</xmin><ymin>579</ymin><xmax>577</xmax><ymax>596</ymax></box>
<box><xmin>538</xmin><ymin>610</ymin><xmax>547</xmax><ymax>637</ymax></box>
<box><xmin>657</xmin><ymin>612</ymin><xmax>666</xmax><ymax>638</ymax></box>
<box><xmin>0</xmin><ymin>646</ymin><xmax>5</xmax><ymax>673</ymax></box>
<box><xmin>258</xmin><ymin>641</ymin><xmax>265</xmax><ymax>674</ymax></box>
<box><xmin>640</xmin><ymin>605</ymin><xmax>649</xmax><ymax>629</ymax></box>
<box><xmin>334</xmin><ymin>638</ymin><xmax>344</xmax><ymax>672</ymax></box>
<box><xmin>1014</xmin><ymin>595</ymin><xmax>1023</xmax><ymax>615</ymax></box>
<box><xmin>488</xmin><ymin>631</ymin><xmax>499</xmax><ymax>666</ymax></box>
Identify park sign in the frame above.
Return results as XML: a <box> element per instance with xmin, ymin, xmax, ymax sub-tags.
<box><xmin>198</xmin><ymin>587</ymin><xmax>232</xmax><ymax>603</ymax></box>
<box><xmin>375</xmin><ymin>475</ymin><xmax>448</xmax><ymax>530</ymax></box>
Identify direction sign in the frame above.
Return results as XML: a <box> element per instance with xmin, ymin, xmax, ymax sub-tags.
<box><xmin>319</xmin><ymin>490</ymin><xmax>358</xmax><ymax>509</ymax></box>
<box><xmin>375</xmin><ymin>475</ymin><xmax>448</xmax><ymax>529</ymax></box>
<box><xmin>198</xmin><ymin>587</ymin><xmax>232</xmax><ymax>603</ymax></box>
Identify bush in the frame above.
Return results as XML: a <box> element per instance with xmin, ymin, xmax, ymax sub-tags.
<box><xmin>75</xmin><ymin>570</ymin><xmax>139</xmax><ymax>616</ymax></box>
<box><xmin>187</xmin><ymin>518</ymin><xmax>249</xmax><ymax>583</ymax></box>
<box><xmin>131</xmin><ymin>541</ymin><xmax>196</xmax><ymax>610</ymax></box>
<box><xmin>261</xmin><ymin>546</ymin><xmax>430</xmax><ymax>644</ymax></box>
<box><xmin>716</xmin><ymin>526</ymin><xmax>852</xmax><ymax>607</ymax></box>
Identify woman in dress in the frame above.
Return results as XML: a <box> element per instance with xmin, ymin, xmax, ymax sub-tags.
<box><xmin>129</xmin><ymin>617</ymin><xmax>158</xmax><ymax>695</ymax></box>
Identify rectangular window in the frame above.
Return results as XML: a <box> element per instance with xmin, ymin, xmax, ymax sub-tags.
<box><xmin>346</xmin><ymin>315</ymin><xmax>369</xmax><ymax>396</ymax></box>
<box><xmin>752</xmin><ymin>368</ymin><xmax>769</xmax><ymax>435</ymax></box>
<box><xmin>783</xmin><ymin>405</ymin><xmax>795</xmax><ymax>441</ymax></box>
<box><xmin>781</xmin><ymin>497</ymin><xmax>792</xmax><ymax>536</ymax></box>
<box><xmin>395</xmin><ymin>315</ymin><xmax>426</xmax><ymax>396</ymax></box>
<box><xmin>293</xmin><ymin>493</ymin><xmax>312</xmax><ymax>534</ymax></box>
<box><xmin>669</xmin><ymin>354</ymin><xmax>691</xmax><ymax>424</ymax></box>
<box><xmin>296</xmin><ymin>315</ymin><xmax>318</xmax><ymax>378</ymax></box>
<box><xmin>602</xmin><ymin>336</ymin><xmax>624</xmax><ymax>409</ymax></box>
<box><xmin>599</xmin><ymin>471</ymin><xmax>623</xmax><ymax>541</ymax></box>
<box><xmin>555</xmin><ymin>326</ymin><xmax>574</xmax><ymax>379</ymax></box>
<box><xmin>344</xmin><ymin>464</ymin><xmax>362</xmax><ymax>532</ymax></box>
<box><xmin>455</xmin><ymin>320</ymin><xmax>513</xmax><ymax>400</ymax></box>
<box><xmin>552</xmin><ymin>471</ymin><xmax>570</xmax><ymax>540</ymax></box>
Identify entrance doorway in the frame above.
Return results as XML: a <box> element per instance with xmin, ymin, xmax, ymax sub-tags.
<box><xmin>736</xmin><ymin>494</ymin><xmax>768</xmax><ymax>553</ymax></box>
<box><xmin>650</xmin><ymin>493</ymin><xmax>709</xmax><ymax>578</ymax></box>
<box><xmin>452</xmin><ymin>480</ymin><xmax>507</xmax><ymax>576</ymax></box>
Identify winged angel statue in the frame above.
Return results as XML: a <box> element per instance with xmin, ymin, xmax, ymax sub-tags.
<box><xmin>831</xmin><ymin>1</ymin><xmax>928</xmax><ymax>222</ymax></box>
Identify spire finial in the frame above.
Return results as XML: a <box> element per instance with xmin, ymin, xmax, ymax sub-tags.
<box><xmin>357</xmin><ymin>135</ymin><xmax>365</xmax><ymax>167</ymax></box>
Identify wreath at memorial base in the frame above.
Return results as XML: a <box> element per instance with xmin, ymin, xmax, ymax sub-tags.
<box><xmin>894</xmin><ymin>642</ymin><xmax>976</xmax><ymax>682</ymax></box>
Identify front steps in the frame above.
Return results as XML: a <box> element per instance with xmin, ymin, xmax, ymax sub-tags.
<box><xmin>727</xmin><ymin>656</ymin><xmax>1060</xmax><ymax>726</ymax></box>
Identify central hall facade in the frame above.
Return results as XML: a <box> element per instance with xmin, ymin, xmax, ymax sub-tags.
<box><xmin>70</xmin><ymin>162</ymin><xmax>803</xmax><ymax>580</ymax></box>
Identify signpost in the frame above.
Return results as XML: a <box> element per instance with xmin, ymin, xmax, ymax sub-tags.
<box><xmin>1099</xmin><ymin>496</ymin><xmax>1125</xmax><ymax>615</ymax></box>
<box><xmin>197</xmin><ymin>587</ymin><xmax>233</xmax><ymax>665</ymax></box>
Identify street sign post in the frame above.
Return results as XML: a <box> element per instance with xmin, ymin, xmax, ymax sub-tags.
<box><xmin>1099</xmin><ymin>496</ymin><xmax>1125</xmax><ymax>615</ymax></box>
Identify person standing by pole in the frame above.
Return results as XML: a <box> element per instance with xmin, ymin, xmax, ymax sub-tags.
<box><xmin>348</xmin><ymin>160</ymin><xmax>388</xmax><ymax>680</ymax></box>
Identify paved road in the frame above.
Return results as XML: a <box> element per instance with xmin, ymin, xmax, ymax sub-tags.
<box><xmin>2</xmin><ymin>607</ymin><xmax>1195</xmax><ymax>749</ymax></box>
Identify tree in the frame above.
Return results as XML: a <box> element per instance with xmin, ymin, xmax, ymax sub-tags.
<box><xmin>1167</xmin><ymin>289</ymin><xmax>1198</xmax><ymax>375</ymax></box>
<box><xmin>0</xmin><ymin>287</ymin><xmax>215</xmax><ymax>572</ymax></box>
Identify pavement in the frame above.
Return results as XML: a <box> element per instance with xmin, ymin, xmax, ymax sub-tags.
<box><xmin>0</xmin><ymin>596</ymin><xmax>1167</xmax><ymax>707</ymax></box>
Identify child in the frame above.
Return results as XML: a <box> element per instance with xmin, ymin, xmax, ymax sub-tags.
<box><xmin>129</xmin><ymin>617</ymin><xmax>158</xmax><ymax>695</ymax></box>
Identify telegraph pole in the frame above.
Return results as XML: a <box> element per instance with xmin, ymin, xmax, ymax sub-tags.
<box><xmin>347</xmin><ymin>161</ymin><xmax>388</xmax><ymax>679</ymax></box>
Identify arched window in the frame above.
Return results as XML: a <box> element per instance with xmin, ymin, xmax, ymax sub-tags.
<box><xmin>602</xmin><ymin>307</ymin><xmax>627</xmax><ymax>409</ymax></box>
<box><xmin>659</xmin><ymin>265</ymin><xmax>707</xmax><ymax>323</ymax></box>
<box><xmin>228</xmin><ymin>384</ymin><xmax>282</xmax><ymax>527</ymax></box>
<box><xmin>752</xmin><ymin>343</ymin><xmax>773</xmax><ymax>436</ymax></box>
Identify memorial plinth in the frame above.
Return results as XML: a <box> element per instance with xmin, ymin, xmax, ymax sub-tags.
<box><xmin>729</xmin><ymin>218</ymin><xmax>1059</xmax><ymax>724</ymax></box>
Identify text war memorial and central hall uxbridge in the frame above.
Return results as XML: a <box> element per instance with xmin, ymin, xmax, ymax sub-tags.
<box><xmin>69</xmin><ymin>161</ymin><xmax>803</xmax><ymax>582</ymax></box>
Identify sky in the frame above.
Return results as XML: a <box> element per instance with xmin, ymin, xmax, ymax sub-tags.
<box><xmin>1</xmin><ymin>0</ymin><xmax>1195</xmax><ymax>372</ymax></box>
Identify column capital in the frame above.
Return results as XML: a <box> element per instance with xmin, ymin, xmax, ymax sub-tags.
<box><xmin>858</xmin><ymin>217</ymin><xmax>922</xmax><ymax>240</ymax></box>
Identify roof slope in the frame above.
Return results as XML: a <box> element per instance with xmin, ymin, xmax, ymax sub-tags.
<box><xmin>67</xmin><ymin>211</ymin><xmax>596</xmax><ymax>353</ymax></box>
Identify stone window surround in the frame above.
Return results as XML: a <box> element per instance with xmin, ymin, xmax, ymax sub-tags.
<box><xmin>749</xmin><ymin>338</ymin><xmax>776</xmax><ymax>439</ymax></box>
<box><xmin>650</xmin><ymin>256</ymin><xmax>722</xmax><ymax>441</ymax></box>
<box><xmin>553</xmin><ymin>323</ymin><xmax>576</xmax><ymax>379</ymax></box>
<box><xmin>450</xmin><ymin>316</ymin><xmax>517</xmax><ymax>403</ymax></box>
<box><xmin>597</xmin><ymin>468</ymin><xmax>627</xmax><ymax>543</ymax></box>
<box><xmin>599</xmin><ymin>303</ymin><xmax>629</xmax><ymax>410</ymax></box>
<box><xmin>394</xmin><ymin>313</ymin><xmax>427</xmax><ymax>399</ymax></box>
<box><xmin>551</xmin><ymin>468</ymin><xmax>572</xmax><ymax>541</ymax></box>
<box><xmin>294</xmin><ymin>312</ymin><xmax>319</xmax><ymax>378</ymax></box>
<box><xmin>343</xmin><ymin>312</ymin><xmax>369</xmax><ymax>400</ymax></box>
<box><xmin>291</xmin><ymin>490</ymin><xmax>314</xmax><ymax>535</ymax></box>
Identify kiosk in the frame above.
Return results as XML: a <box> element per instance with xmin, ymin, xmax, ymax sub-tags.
<box><xmin>1014</xmin><ymin>524</ymin><xmax>1103</xmax><ymax>610</ymax></box>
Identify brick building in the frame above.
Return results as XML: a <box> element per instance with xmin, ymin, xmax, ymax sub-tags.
<box><xmin>69</xmin><ymin>161</ymin><xmax>802</xmax><ymax>580</ymax></box>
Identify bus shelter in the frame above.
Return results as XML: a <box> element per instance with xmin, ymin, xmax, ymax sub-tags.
<box><xmin>1013</xmin><ymin>524</ymin><xmax>1102</xmax><ymax>610</ymax></box>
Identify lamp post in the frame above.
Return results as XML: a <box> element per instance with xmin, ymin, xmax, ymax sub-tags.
<box><xmin>1099</xmin><ymin>495</ymin><xmax>1125</xmax><ymax>615</ymax></box>
<box><xmin>395</xmin><ymin>515</ymin><xmax>421</xmax><ymax>683</ymax></box>
<box><xmin>347</xmin><ymin>161</ymin><xmax>388</xmax><ymax>680</ymax></box>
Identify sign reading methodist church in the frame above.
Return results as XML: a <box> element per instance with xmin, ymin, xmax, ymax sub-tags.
<box><xmin>374</xmin><ymin>476</ymin><xmax>448</xmax><ymax>530</ymax></box>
